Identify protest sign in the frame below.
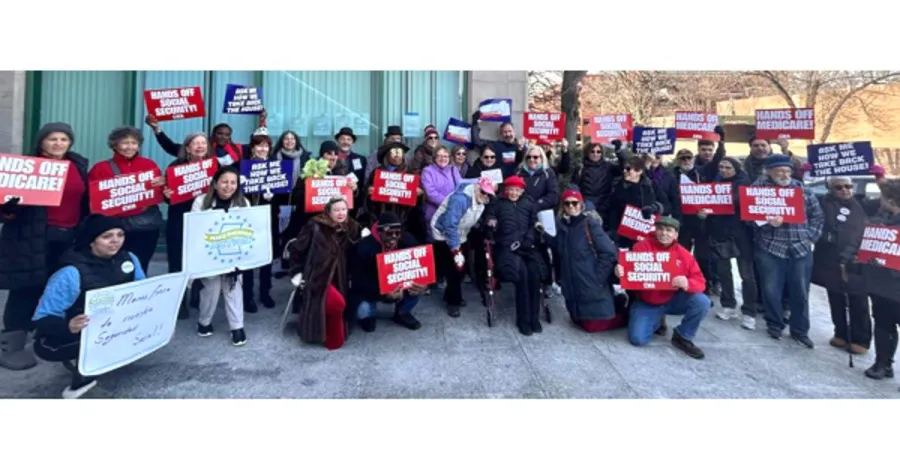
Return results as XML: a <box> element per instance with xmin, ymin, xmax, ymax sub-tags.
<box><xmin>222</xmin><ymin>84</ymin><xmax>264</xmax><ymax>115</ymax></box>
<box><xmin>371</xmin><ymin>170</ymin><xmax>420</xmax><ymax>207</ymax></box>
<box><xmin>618</xmin><ymin>251</ymin><xmax>677</xmax><ymax>291</ymax></box>
<box><xmin>477</xmin><ymin>98</ymin><xmax>513</xmax><ymax>122</ymax></box>
<box><xmin>89</xmin><ymin>169</ymin><xmax>163</xmax><ymax>217</ymax></box>
<box><xmin>674</xmin><ymin>111</ymin><xmax>720</xmax><ymax>141</ymax></box>
<box><xmin>144</xmin><ymin>86</ymin><xmax>205</xmax><ymax>122</ymax></box>
<box><xmin>679</xmin><ymin>183</ymin><xmax>735</xmax><ymax>216</ymax></box>
<box><xmin>444</xmin><ymin>118</ymin><xmax>472</xmax><ymax>145</ymax></box>
<box><xmin>585</xmin><ymin>113</ymin><xmax>633</xmax><ymax>144</ymax></box>
<box><xmin>618</xmin><ymin>204</ymin><xmax>657</xmax><ymax>241</ymax></box>
<box><xmin>807</xmin><ymin>142</ymin><xmax>873</xmax><ymax>177</ymax></box>
<box><xmin>754</xmin><ymin>108</ymin><xmax>815</xmax><ymax>140</ymax></box>
<box><xmin>632</xmin><ymin>127</ymin><xmax>676</xmax><ymax>155</ymax></box>
<box><xmin>165</xmin><ymin>158</ymin><xmax>219</xmax><ymax>205</ymax></box>
<box><xmin>856</xmin><ymin>225</ymin><xmax>900</xmax><ymax>271</ymax></box>
<box><xmin>481</xmin><ymin>169</ymin><xmax>503</xmax><ymax>184</ymax></box>
<box><xmin>377</xmin><ymin>245</ymin><xmax>437</xmax><ymax>295</ymax></box>
<box><xmin>523</xmin><ymin>112</ymin><xmax>566</xmax><ymax>142</ymax></box>
<box><xmin>239</xmin><ymin>159</ymin><xmax>293</xmax><ymax>195</ymax></box>
<box><xmin>304</xmin><ymin>177</ymin><xmax>354</xmax><ymax>213</ymax></box>
<box><xmin>182</xmin><ymin>205</ymin><xmax>273</xmax><ymax>278</ymax></box>
<box><xmin>0</xmin><ymin>154</ymin><xmax>71</xmax><ymax>207</ymax></box>
<box><xmin>739</xmin><ymin>186</ymin><xmax>806</xmax><ymax>224</ymax></box>
<box><xmin>78</xmin><ymin>272</ymin><xmax>189</xmax><ymax>377</ymax></box>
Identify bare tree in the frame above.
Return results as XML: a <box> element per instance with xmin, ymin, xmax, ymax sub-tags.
<box><xmin>560</xmin><ymin>71</ymin><xmax>587</xmax><ymax>146</ymax></box>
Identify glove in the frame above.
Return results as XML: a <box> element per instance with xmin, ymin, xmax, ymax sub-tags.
<box><xmin>262</xmin><ymin>188</ymin><xmax>274</xmax><ymax>201</ymax></box>
<box><xmin>611</xmin><ymin>139</ymin><xmax>623</xmax><ymax>152</ymax></box>
<box><xmin>1</xmin><ymin>196</ymin><xmax>21</xmax><ymax>212</ymax></box>
<box><xmin>452</xmin><ymin>248</ymin><xmax>465</xmax><ymax>272</ymax></box>
<box><xmin>714</xmin><ymin>125</ymin><xmax>725</xmax><ymax>140</ymax></box>
<box><xmin>472</xmin><ymin>111</ymin><xmax>482</xmax><ymax>122</ymax></box>
<box><xmin>291</xmin><ymin>273</ymin><xmax>304</xmax><ymax>288</ymax></box>
<box><xmin>641</xmin><ymin>205</ymin><xmax>655</xmax><ymax>220</ymax></box>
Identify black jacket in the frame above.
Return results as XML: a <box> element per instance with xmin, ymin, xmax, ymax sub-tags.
<box><xmin>471</xmin><ymin>120</ymin><xmax>523</xmax><ymax>179</ymax></box>
<box><xmin>862</xmin><ymin>209</ymin><xmax>900</xmax><ymax>303</ymax></box>
<box><xmin>572</xmin><ymin>158</ymin><xmax>615</xmax><ymax>213</ymax></box>
<box><xmin>604</xmin><ymin>174</ymin><xmax>670</xmax><ymax>235</ymax></box>
<box><xmin>0</xmin><ymin>152</ymin><xmax>90</xmax><ymax>290</ymax></box>
<box><xmin>812</xmin><ymin>194</ymin><xmax>867</xmax><ymax>294</ymax></box>
<box><xmin>516</xmin><ymin>166</ymin><xmax>559</xmax><ymax>212</ymax></box>
<box><xmin>483</xmin><ymin>194</ymin><xmax>539</xmax><ymax>251</ymax></box>
<box><xmin>706</xmin><ymin>171</ymin><xmax>754</xmax><ymax>256</ymax></box>
<box><xmin>465</xmin><ymin>159</ymin><xmax>502</xmax><ymax>179</ymax></box>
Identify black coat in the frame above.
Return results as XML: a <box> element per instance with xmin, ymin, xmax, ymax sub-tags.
<box><xmin>0</xmin><ymin>152</ymin><xmax>90</xmax><ymax>290</ymax></box>
<box><xmin>545</xmin><ymin>212</ymin><xmax>617</xmax><ymax>321</ymax></box>
<box><xmin>516</xmin><ymin>167</ymin><xmax>559</xmax><ymax>212</ymax></box>
<box><xmin>283</xmin><ymin>159</ymin><xmax>350</xmax><ymax>244</ymax></box>
<box><xmin>861</xmin><ymin>209</ymin><xmax>900</xmax><ymax>303</ymax></box>
<box><xmin>812</xmin><ymin>194</ymin><xmax>867</xmax><ymax>294</ymax></box>
<box><xmin>465</xmin><ymin>159</ymin><xmax>502</xmax><ymax>179</ymax></box>
<box><xmin>604</xmin><ymin>175</ymin><xmax>669</xmax><ymax>235</ymax></box>
<box><xmin>483</xmin><ymin>194</ymin><xmax>539</xmax><ymax>252</ymax></box>
<box><xmin>706</xmin><ymin>172</ymin><xmax>754</xmax><ymax>258</ymax></box>
<box><xmin>573</xmin><ymin>158</ymin><xmax>615</xmax><ymax>214</ymax></box>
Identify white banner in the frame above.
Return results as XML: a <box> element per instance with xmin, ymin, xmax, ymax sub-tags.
<box><xmin>78</xmin><ymin>272</ymin><xmax>189</xmax><ymax>377</ymax></box>
<box><xmin>183</xmin><ymin>205</ymin><xmax>273</xmax><ymax>278</ymax></box>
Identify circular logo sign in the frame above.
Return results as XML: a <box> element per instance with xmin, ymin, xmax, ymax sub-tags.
<box><xmin>121</xmin><ymin>260</ymin><xmax>135</xmax><ymax>274</ymax></box>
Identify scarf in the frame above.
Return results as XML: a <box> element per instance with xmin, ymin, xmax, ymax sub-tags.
<box><xmin>277</xmin><ymin>149</ymin><xmax>303</xmax><ymax>160</ymax></box>
<box><xmin>216</xmin><ymin>141</ymin><xmax>243</xmax><ymax>163</ymax></box>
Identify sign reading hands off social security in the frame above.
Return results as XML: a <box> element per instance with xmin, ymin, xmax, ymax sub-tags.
<box><xmin>182</xmin><ymin>205</ymin><xmax>273</xmax><ymax>278</ymax></box>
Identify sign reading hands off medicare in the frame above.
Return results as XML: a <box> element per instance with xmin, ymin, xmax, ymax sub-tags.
<box><xmin>182</xmin><ymin>205</ymin><xmax>273</xmax><ymax>278</ymax></box>
<box><xmin>77</xmin><ymin>272</ymin><xmax>189</xmax><ymax>377</ymax></box>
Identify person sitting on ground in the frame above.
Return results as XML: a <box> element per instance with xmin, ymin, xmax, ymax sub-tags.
<box><xmin>348</xmin><ymin>211</ymin><xmax>426</xmax><ymax>333</ymax></box>
<box><xmin>615</xmin><ymin>216</ymin><xmax>710</xmax><ymax>359</ymax></box>
<box><xmin>31</xmin><ymin>214</ymin><xmax>146</xmax><ymax>399</ymax></box>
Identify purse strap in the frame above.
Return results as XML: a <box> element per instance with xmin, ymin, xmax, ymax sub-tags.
<box><xmin>584</xmin><ymin>219</ymin><xmax>598</xmax><ymax>260</ymax></box>
<box><xmin>107</xmin><ymin>159</ymin><xmax>122</xmax><ymax>176</ymax></box>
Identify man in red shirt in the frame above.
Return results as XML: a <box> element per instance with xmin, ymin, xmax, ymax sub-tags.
<box><xmin>615</xmin><ymin>216</ymin><xmax>710</xmax><ymax>359</ymax></box>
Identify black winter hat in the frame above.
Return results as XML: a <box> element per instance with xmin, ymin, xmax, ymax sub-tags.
<box><xmin>377</xmin><ymin>211</ymin><xmax>402</xmax><ymax>229</ymax></box>
<box><xmin>78</xmin><ymin>214</ymin><xmax>125</xmax><ymax>248</ymax></box>
<box><xmin>319</xmin><ymin>140</ymin><xmax>340</xmax><ymax>156</ymax></box>
<box><xmin>33</xmin><ymin>122</ymin><xmax>75</xmax><ymax>156</ymax></box>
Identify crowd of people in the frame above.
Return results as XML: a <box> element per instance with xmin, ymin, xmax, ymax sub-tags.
<box><xmin>1</xmin><ymin>109</ymin><xmax>898</xmax><ymax>399</ymax></box>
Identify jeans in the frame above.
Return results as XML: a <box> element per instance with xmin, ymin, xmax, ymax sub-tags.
<box><xmin>356</xmin><ymin>294</ymin><xmax>419</xmax><ymax>319</ymax></box>
<box><xmin>628</xmin><ymin>291</ymin><xmax>710</xmax><ymax>346</ymax></box>
<box><xmin>754</xmin><ymin>250</ymin><xmax>813</xmax><ymax>336</ymax></box>
<box><xmin>827</xmin><ymin>290</ymin><xmax>871</xmax><ymax>348</ymax></box>
<box><xmin>716</xmin><ymin>256</ymin><xmax>759</xmax><ymax>314</ymax></box>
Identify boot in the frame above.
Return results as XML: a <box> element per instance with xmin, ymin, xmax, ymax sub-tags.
<box><xmin>0</xmin><ymin>330</ymin><xmax>38</xmax><ymax>371</ymax></box>
<box><xmin>260</xmin><ymin>290</ymin><xmax>275</xmax><ymax>309</ymax></box>
<box><xmin>244</xmin><ymin>293</ymin><xmax>258</xmax><ymax>314</ymax></box>
<box><xmin>866</xmin><ymin>327</ymin><xmax>897</xmax><ymax>380</ymax></box>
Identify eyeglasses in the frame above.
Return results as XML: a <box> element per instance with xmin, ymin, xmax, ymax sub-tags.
<box><xmin>678</xmin><ymin>155</ymin><xmax>693</xmax><ymax>160</ymax></box>
<box><xmin>527</xmin><ymin>155</ymin><xmax>541</xmax><ymax>160</ymax></box>
<box><xmin>483</xmin><ymin>155</ymin><xmax>496</xmax><ymax>160</ymax></box>
<box><xmin>591</xmin><ymin>150</ymin><xmax>603</xmax><ymax>154</ymax></box>
<box><xmin>833</xmin><ymin>184</ymin><xmax>853</xmax><ymax>190</ymax></box>
<box><xmin>426</xmin><ymin>136</ymin><xmax>438</xmax><ymax>141</ymax></box>
<box><xmin>624</xmin><ymin>167</ymin><xmax>640</xmax><ymax>173</ymax></box>
<box><xmin>456</xmin><ymin>152</ymin><xmax>466</xmax><ymax>156</ymax></box>
<box><xmin>718</xmin><ymin>166</ymin><xmax>734</xmax><ymax>171</ymax></box>
<box><xmin>563</xmin><ymin>200</ymin><xmax>580</xmax><ymax>207</ymax></box>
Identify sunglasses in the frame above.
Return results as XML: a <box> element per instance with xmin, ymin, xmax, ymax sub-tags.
<box><xmin>381</xmin><ymin>228</ymin><xmax>402</xmax><ymax>236</ymax></box>
<box><xmin>624</xmin><ymin>167</ymin><xmax>641</xmax><ymax>173</ymax></box>
<box><xmin>563</xmin><ymin>200</ymin><xmax>580</xmax><ymax>207</ymax></box>
<box><xmin>833</xmin><ymin>184</ymin><xmax>853</xmax><ymax>190</ymax></box>
<box><xmin>483</xmin><ymin>155</ymin><xmax>496</xmax><ymax>160</ymax></box>
<box><xmin>527</xmin><ymin>155</ymin><xmax>541</xmax><ymax>160</ymax></box>
<box><xmin>426</xmin><ymin>136</ymin><xmax>438</xmax><ymax>141</ymax></box>
<box><xmin>678</xmin><ymin>155</ymin><xmax>693</xmax><ymax>160</ymax></box>
<box><xmin>590</xmin><ymin>150</ymin><xmax>603</xmax><ymax>154</ymax></box>
<box><xmin>456</xmin><ymin>152</ymin><xmax>466</xmax><ymax>156</ymax></box>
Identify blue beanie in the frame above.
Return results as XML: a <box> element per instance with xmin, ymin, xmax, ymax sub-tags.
<box><xmin>765</xmin><ymin>154</ymin><xmax>794</xmax><ymax>169</ymax></box>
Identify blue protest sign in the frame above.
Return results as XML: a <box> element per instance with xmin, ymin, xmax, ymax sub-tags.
<box><xmin>807</xmin><ymin>141</ymin><xmax>873</xmax><ymax>177</ymax></box>
<box><xmin>444</xmin><ymin>117</ymin><xmax>472</xmax><ymax>146</ymax></box>
<box><xmin>477</xmin><ymin>98</ymin><xmax>512</xmax><ymax>122</ymax></box>
<box><xmin>223</xmin><ymin>84</ymin><xmax>264</xmax><ymax>115</ymax></box>
<box><xmin>240</xmin><ymin>159</ymin><xmax>294</xmax><ymax>194</ymax></box>
<box><xmin>632</xmin><ymin>127</ymin><xmax>676</xmax><ymax>155</ymax></box>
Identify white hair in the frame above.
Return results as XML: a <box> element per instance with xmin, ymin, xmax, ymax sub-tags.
<box><xmin>827</xmin><ymin>176</ymin><xmax>852</xmax><ymax>189</ymax></box>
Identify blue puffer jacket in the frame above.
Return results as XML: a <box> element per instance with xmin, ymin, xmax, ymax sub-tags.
<box><xmin>431</xmin><ymin>182</ymin><xmax>486</xmax><ymax>250</ymax></box>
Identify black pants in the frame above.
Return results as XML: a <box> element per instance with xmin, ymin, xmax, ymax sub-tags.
<box><xmin>2</xmin><ymin>236</ymin><xmax>71</xmax><ymax>333</ymax></box>
<box><xmin>716</xmin><ymin>256</ymin><xmax>759</xmax><ymax>314</ymax></box>
<box><xmin>123</xmin><ymin>229</ymin><xmax>159</xmax><ymax>274</ymax></box>
<box><xmin>679</xmin><ymin>229</ymin><xmax>714</xmax><ymax>289</ymax></box>
<box><xmin>828</xmin><ymin>290</ymin><xmax>871</xmax><ymax>348</ymax></box>
<box><xmin>496</xmin><ymin>248</ymin><xmax>541</xmax><ymax>327</ymax></box>
<box><xmin>33</xmin><ymin>334</ymin><xmax>79</xmax><ymax>362</ymax></box>
<box><xmin>871</xmin><ymin>295</ymin><xmax>899</xmax><ymax>366</ymax></box>
<box><xmin>434</xmin><ymin>241</ymin><xmax>466</xmax><ymax>306</ymax></box>
<box><xmin>242</xmin><ymin>264</ymin><xmax>273</xmax><ymax>298</ymax></box>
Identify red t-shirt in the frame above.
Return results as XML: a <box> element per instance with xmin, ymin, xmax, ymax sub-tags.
<box><xmin>46</xmin><ymin>163</ymin><xmax>85</xmax><ymax>228</ymax></box>
<box><xmin>88</xmin><ymin>153</ymin><xmax>163</xmax><ymax>217</ymax></box>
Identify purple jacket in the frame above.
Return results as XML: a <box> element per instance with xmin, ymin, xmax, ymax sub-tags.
<box><xmin>421</xmin><ymin>163</ymin><xmax>462</xmax><ymax>226</ymax></box>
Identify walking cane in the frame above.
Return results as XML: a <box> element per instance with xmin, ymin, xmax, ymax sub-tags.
<box><xmin>842</xmin><ymin>263</ymin><xmax>853</xmax><ymax>368</ymax></box>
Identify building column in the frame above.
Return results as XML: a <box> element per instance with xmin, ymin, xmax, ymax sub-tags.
<box><xmin>466</xmin><ymin>71</ymin><xmax>527</xmax><ymax>141</ymax></box>
<box><xmin>0</xmin><ymin>71</ymin><xmax>27</xmax><ymax>154</ymax></box>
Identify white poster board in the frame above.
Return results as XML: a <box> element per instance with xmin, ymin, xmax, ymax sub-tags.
<box><xmin>481</xmin><ymin>169</ymin><xmax>503</xmax><ymax>184</ymax></box>
<box><xmin>77</xmin><ymin>272</ymin><xmax>189</xmax><ymax>377</ymax></box>
<box><xmin>537</xmin><ymin>210</ymin><xmax>557</xmax><ymax>237</ymax></box>
<box><xmin>182</xmin><ymin>205</ymin><xmax>274</xmax><ymax>278</ymax></box>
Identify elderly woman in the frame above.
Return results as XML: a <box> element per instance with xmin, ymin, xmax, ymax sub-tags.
<box><xmin>811</xmin><ymin>176</ymin><xmax>871</xmax><ymax>354</ymax></box>
<box><xmin>283</xmin><ymin>140</ymin><xmax>355</xmax><ymax>243</ymax></box>
<box><xmin>431</xmin><ymin>177</ymin><xmax>496</xmax><ymax>317</ymax></box>
<box><xmin>451</xmin><ymin>145</ymin><xmax>470</xmax><ymax>177</ymax></box>
<box><xmin>421</xmin><ymin>145</ymin><xmax>462</xmax><ymax>239</ymax></box>
<box><xmin>289</xmin><ymin>197</ymin><xmax>362</xmax><ymax>350</ymax></box>
<box><xmin>88</xmin><ymin>127</ymin><xmax>165</xmax><ymax>273</ymax></box>
<box><xmin>539</xmin><ymin>189</ymin><xmax>618</xmax><ymax>331</ymax></box>
<box><xmin>0</xmin><ymin>122</ymin><xmax>90</xmax><ymax>371</ymax></box>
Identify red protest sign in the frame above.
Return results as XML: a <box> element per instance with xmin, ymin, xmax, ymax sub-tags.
<box><xmin>89</xmin><ymin>169</ymin><xmax>163</xmax><ymax>217</ymax></box>
<box><xmin>754</xmin><ymin>108</ymin><xmax>815</xmax><ymax>140</ymax></box>
<box><xmin>371</xmin><ymin>170</ymin><xmax>420</xmax><ymax>207</ymax></box>
<box><xmin>0</xmin><ymin>154</ymin><xmax>71</xmax><ymax>207</ymax></box>
<box><xmin>585</xmin><ymin>113</ymin><xmax>633</xmax><ymax>144</ymax></box>
<box><xmin>679</xmin><ymin>183</ymin><xmax>735</xmax><ymax>216</ymax></box>
<box><xmin>523</xmin><ymin>112</ymin><xmax>566</xmax><ymax>142</ymax></box>
<box><xmin>304</xmin><ymin>177</ymin><xmax>354</xmax><ymax>213</ymax></box>
<box><xmin>856</xmin><ymin>225</ymin><xmax>900</xmax><ymax>271</ymax></box>
<box><xmin>618</xmin><ymin>251</ymin><xmax>677</xmax><ymax>291</ymax></box>
<box><xmin>674</xmin><ymin>111</ymin><xmax>720</xmax><ymax>141</ymax></box>
<box><xmin>143</xmin><ymin>86</ymin><xmax>206</xmax><ymax>122</ymax></box>
<box><xmin>618</xmin><ymin>204</ymin><xmax>657</xmax><ymax>241</ymax></box>
<box><xmin>739</xmin><ymin>186</ymin><xmax>805</xmax><ymax>224</ymax></box>
<box><xmin>165</xmin><ymin>158</ymin><xmax>219</xmax><ymax>205</ymax></box>
<box><xmin>377</xmin><ymin>244</ymin><xmax>437</xmax><ymax>295</ymax></box>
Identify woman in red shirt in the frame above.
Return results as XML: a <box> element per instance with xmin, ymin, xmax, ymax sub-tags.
<box><xmin>88</xmin><ymin>127</ymin><xmax>165</xmax><ymax>273</ymax></box>
<box><xmin>0</xmin><ymin>122</ymin><xmax>90</xmax><ymax>371</ymax></box>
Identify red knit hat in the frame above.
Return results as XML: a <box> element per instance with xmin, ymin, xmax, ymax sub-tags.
<box><xmin>561</xmin><ymin>189</ymin><xmax>583</xmax><ymax>203</ymax></box>
<box><xmin>423</xmin><ymin>124</ymin><xmax>439</xmax><ymax>138</ymax></box>
<box><xmin>503</xmin><ymin>176</ymin><xmax>526</xmax><ymax>190</ymax></box>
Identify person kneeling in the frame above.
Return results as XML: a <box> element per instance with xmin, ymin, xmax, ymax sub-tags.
<box><xmin>349</xmin><ymin>212</ymin><xmax>425</xmax><ymax>332</ymax></box>
<box><xmin>31</xmin><ymin>215</ymin><xmax>146</xmax><ymax>398</ymax></box>
<box><xmin>615</xmin><ymin>216</ymin><xmax>710</xmax><ymax>359</ymax></box>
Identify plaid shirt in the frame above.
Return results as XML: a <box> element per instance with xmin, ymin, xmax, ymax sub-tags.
<box><xmin>750</xmin><ymin>177</ymin><xmax>824</xmax><ymax>259</ymax></box>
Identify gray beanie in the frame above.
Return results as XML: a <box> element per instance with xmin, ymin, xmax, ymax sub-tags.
<box><xmin>33</xmin><ymin>122</ymin><xmax>74</xmax><ymax>156</ymax></box>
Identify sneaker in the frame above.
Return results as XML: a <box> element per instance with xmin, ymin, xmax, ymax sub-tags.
<box><xmin>790</xmin><ymin>334</ymin><xmax>814</xmax><ymax>349</ymax></box>
<box><xmin>260</xmin><ymin>292</ymin><xmax>276</xmax><ymax>309</ymax></box>
<box><xmin>360</xmin><ymin>317</ymin><xmax>377</xmax><ymax>333</ymax></box>
<box><xmin>231</xmin><ymin>328</ymin><xmax>247</xmax><ymax>346</ymax></box>
<box><xmin>197</xmin><ymin>323</ymin><xmax>214</xmax><ymax>337</ymax></box>
<box><xmin>741</xmin><ymin>315</ymin><xmax>756</xmax><ymax>330</ymax></box>
<box><xmin>672</xmin><ymin>330</ymin><xmax>705</xmax><ymax>360</ymax></box>
<box><xmin>392</xmin><ymin>312</ymin><xmax>422</xmax><ymax>331</ymax></box>
<box><xmin>62</xmin><ymin>376</ymin><xmax>98</xmax><ymax>399</ymax></box>
<box><xmin>767</xmin><ymin>327</ymin><xmax>782</xmax><ymax>340</ymax></box>
<box><xmin>715</xmin><ymin>307</ymin><xmax>737</xmax><ymax>321</ymax></box>
<box><xmin>551</xmin><ymin>283</ymin><xmax>562</xmax><ymax>296</ymax></box>
<box><xmin>447</xmin><ymin>305</ymin><xmax>461</xmax><ymax>318</ymax></box>
<box><xmin>864</xmin><ymin>362</ymin><xmax>894</xmax><ymax>380</ymax></box>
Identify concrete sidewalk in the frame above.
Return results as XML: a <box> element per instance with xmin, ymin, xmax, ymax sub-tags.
<box><xmin>1</xmin><ymin>259</ymin><xmax>897</xmax><ymax>399</ymax></box>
